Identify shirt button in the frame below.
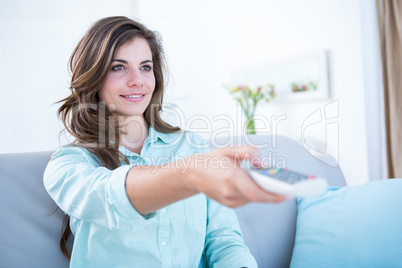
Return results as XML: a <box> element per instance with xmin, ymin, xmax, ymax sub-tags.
<box><xmin>161</xmin><ymin>241</ymin><xmax>167</xmax><ymax>246</ymax></box>
<box><xmin>161</xmin><ymin>208</ymin><xmax>167</xmax><ymax>213</ymax></box>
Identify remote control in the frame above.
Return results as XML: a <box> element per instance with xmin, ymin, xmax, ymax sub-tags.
<box><xmin>245</xmin><ymin>167</ymin><xmax>328</xmax><ymax>197</ymax></box>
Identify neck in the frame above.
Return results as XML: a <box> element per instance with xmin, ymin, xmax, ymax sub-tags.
<box><xmin>118</xmin><ymin>115</ymin><xmax>149</xmax><ymax>154</ymax></box>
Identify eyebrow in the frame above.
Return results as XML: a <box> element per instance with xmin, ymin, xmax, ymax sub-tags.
<box><xmin>112</xmin><ymin>59</ymin><xmax>153</xmax><ymax>64</ymax></box>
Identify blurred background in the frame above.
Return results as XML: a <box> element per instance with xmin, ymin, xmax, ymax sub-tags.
<box><xmin>0</xmin><ymin>0</ymin><xmax>383</xmax><ymax>185</ymax></box>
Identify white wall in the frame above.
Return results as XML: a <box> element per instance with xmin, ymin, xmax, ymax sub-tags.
<box><xmin>0</xmin><ymin>0</ymin><xmax>136</xmax><ymax>153</ymax></box>
<box><xmin>135</xmin><ymin>0</ymin><xmax>384</xmax><ymax>185</ymax></box>
<box><xmin>0</xmin><ymin>0</ymin><xmax>384</xmax><ymax>185</ymax></box>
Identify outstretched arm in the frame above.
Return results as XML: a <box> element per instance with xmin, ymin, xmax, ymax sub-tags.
<box><xmin>125</xmin><ymin>146</ymin><xmax>286</xmax><ymax>215</ymax></box>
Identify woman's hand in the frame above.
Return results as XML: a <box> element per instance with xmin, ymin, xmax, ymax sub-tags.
<box><xmin>187</xmin><ymin>146</ymin><xmax>286</xmax><ymax>208</ymax></box>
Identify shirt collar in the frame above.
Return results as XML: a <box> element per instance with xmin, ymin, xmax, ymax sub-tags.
<box><xmin>118</xmin><ymin>126</ymin><xmax>183</xmax><ymax>157</ymax></box>
<box><xmin>146</xmin><ymin>126</ymin><xmax>181</xmax><ymax>144</ymax></box>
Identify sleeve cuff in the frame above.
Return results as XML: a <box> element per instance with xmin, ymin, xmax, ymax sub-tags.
<box><xmin>106</xmin><ymin>165</ymin><xmax>159</xmax><ymax>228</ymax></box>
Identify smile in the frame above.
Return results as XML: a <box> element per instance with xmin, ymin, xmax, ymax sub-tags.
<box><xmin>121</xmin><ymin>94</ymin><xmax>146</xmax><ymax>102</ymax></box>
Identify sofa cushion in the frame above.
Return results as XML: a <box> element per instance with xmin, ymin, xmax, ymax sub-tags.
<box><xmin>290</xmin><ymin>179</ymin><xmax>402</xmax><ymax>268</ymax></box>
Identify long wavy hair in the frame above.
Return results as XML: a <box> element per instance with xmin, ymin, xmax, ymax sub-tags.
<box><xmin>57</xmin><ymin>16</ymin><xmax>180</xmax><ymax>259</ymax></box>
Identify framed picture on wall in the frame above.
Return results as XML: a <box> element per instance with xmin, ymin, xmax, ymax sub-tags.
<box><xmin>229</xmin><ymin>50</ymin><xmax>331</xmax><ymax>101</ymax></box>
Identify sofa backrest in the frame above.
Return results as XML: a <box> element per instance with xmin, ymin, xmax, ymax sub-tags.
<box><xmin>0</xmin><ymin>151</ymin><xmax>70</xmax><ymax>268</ymax></box>
<box><xmin>0</xmin><ymin>135</ymin><xmax>345</xmax><ymax>268</ymax></box>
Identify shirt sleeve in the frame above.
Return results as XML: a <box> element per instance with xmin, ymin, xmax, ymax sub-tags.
<box><xmin>204</xmin><ymin>198</ymin><xmax>258</xmax><ymax>268</ymax></box>
<box><xmin>43</xmin><ymin>146</ymin><xmax>156</xmax><ymax>230</ymax></box>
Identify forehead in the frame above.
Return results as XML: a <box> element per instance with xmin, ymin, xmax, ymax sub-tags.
<box><xmin>114</xmin><ymin>38</ymin><xmax>152</xmax><ymax>59</ymax></box>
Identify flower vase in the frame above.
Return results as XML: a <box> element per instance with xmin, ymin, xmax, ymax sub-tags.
<box><xmin>245</xmin><ymin>116</ymin><xmax>256</xmax><ymax>135</ymax></box>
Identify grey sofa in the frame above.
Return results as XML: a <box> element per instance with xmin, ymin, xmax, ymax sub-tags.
<box><xmin>0</xmin><ymin>135</ymin><xmax>345</xmax><ymax>268</ymax></box>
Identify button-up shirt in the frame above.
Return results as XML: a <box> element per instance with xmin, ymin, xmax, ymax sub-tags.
<box><xmin>44</xmin><ymin>127</ymin><xmax>257</xmax><ymax>268</ymax></box>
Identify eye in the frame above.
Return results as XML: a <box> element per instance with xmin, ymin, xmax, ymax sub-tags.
<box><xmin>111</xmin><ymin>65</ymin><xmax>125</xmax><ymax>71</ymax></box>
<box><xmin>141</xmin><ymin>65</ymin><xmax>152</xmax><ymax>71</ymax></box>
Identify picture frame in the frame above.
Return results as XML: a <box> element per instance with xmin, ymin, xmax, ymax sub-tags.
<box><xmin>230</xmin><ymin>50</ymin><xmax>331</xmax><ymax>102</ymax></box>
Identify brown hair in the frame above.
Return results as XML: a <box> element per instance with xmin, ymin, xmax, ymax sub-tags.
<box><xmin>57</xmin><ymin>16</ymin><xmax>180</xmax><ymax>259</ymax></box>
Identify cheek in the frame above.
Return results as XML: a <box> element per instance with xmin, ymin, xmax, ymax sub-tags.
<box><xmin>148</xmin><ymin>84</ymin><xmax>156</xmax><ymax>99</ymax></box>
<box><xmin>145</xmin><ymin>73</ymin><xmax>156</xmax><ymax>92</ymax></box>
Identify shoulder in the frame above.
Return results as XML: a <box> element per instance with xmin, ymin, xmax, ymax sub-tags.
<box><xmin>50</xmin><ymin>145</ymin><xmax>100</xmax><ymax>166</ymax></box>
<box><xmin>44</xmin><ymin>145</ymin><xmax>95</xmax><ymax>186</ymax></box>
<box><xmin>52</xmin><ymin>145</ymin><xmax>88</xmax><ymax>157</ymax></box>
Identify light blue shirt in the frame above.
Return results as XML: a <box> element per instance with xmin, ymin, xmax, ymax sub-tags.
<box><xmin>44</xmin><ymin>127</ymin><xmax>257</xmax><ymax>268</ymax></box>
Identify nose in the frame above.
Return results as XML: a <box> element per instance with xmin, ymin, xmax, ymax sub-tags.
<box><xmin>127</xmin><ymin>69</ymin><xmax>144</xmax><ymax>88</ymax></box>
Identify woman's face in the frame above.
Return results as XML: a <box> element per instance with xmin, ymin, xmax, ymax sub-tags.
<box><xmin>99</xmin><ymin>38</ymin><xmax>155</xmax><ymax>119</ymax></box>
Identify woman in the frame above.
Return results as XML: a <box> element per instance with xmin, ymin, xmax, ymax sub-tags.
<box><xmin>44</xmin><ymin>16</ymin><xmax>284</xmax><ymax>267</ymax></box>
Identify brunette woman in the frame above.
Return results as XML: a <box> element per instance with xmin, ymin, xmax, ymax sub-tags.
<box><xmin>44</xmin><ymin>16</ymin><xmax>284</xmax><ymax>267</ymax></box>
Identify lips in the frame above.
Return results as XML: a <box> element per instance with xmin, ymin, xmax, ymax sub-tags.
<box><xmin>120</xmin><ymin>94</ymin><xmax>145</xmax><ymax>98</ymax></box>
<box><xmin>120</xmin><ymin>93</ymin><xmax>146</xmax><ymax>102</ymax></box>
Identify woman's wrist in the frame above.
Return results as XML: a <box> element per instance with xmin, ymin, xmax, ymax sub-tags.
<box><xmin>182</xmin><ymin>153</ymin><xmax>205</xmax><ymax>194</ymax></box>
<box><xmin>179</xmin><ymin>154</ymin><xmax>196</xmax><ymax>193</ymax></box>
